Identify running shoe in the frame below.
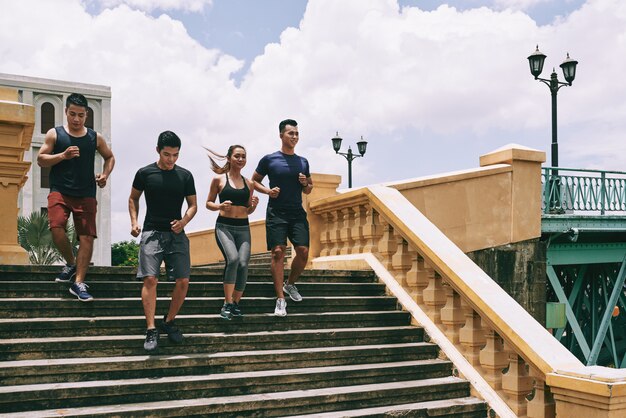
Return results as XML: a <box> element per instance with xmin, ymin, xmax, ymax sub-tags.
<box><xmin>55</xmin><ymin>264</ymin><xmax>76</xmax><ymax>283</ymax></box>
<box><xmin>144</xmin><ymin>328</ymin><xmax>159</xmax><ymax>351</ymax></box>
<box><xmin>220</xmin><ymin>303</ymin><xmax>233</xmax><ymax>320</ymax></box>
<box><xmin>274</xmin><ymin>298</ymin><xmax>287</xmax><ymax>317</ymax></box>
<box><xmin>231</xmin><ymin>302</ymin><xmax>243</xmax><ymax>317</ymax></box>
<box><xmin>69</xmin><ymin>282</ymin><xmax>93</xmax><ymax>302</ymax></box>
<box><xmin>283</xmin><ymin>283</ymin><xmax>303</xmax><ymax>302</ymax></box>
<box><xmin>159</xmin><ymin>316</ymin><xmax>184</xmax><ymax>343</ymax></box>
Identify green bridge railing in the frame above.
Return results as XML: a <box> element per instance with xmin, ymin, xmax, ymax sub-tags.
<box><xmin>542</xmin><ymin>167</ymin><xmax>626</xmax><ymax>215</ymax></box>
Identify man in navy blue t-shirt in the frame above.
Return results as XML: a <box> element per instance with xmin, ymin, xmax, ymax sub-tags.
<box><xmin>253</xmin><ymin>119</ymin><xmax>313</xmax><ymax>317</ymax></box>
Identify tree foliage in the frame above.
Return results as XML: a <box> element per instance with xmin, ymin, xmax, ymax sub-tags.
<box><xmin>17</xmin><ymin>211</ymin><xmax>77</xmax><ymax>265</ymax></box>
<box><xmin>111</xmin><ymin>240</ymin><xmax>139</xmax><ymax>266</ymax></box>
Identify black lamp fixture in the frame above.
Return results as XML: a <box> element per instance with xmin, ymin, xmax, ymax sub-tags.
<box><xmin>331</xmin><ymin>132</ymin><xmax>368</xmax><ymax>188</ymax></box>
<box><xmin>527</xmin><ymin>45</ymin><xmax>579</xmax><ymax>168</ymax></box>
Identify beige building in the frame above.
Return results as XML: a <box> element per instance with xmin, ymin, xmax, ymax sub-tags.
<box><xmin>0</xmin><ymin>73</ymin><xmax>112</xmax><ymax>265</ymax></box>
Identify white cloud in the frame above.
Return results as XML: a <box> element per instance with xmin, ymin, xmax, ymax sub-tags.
<box><xmin>493</xmin><ymin>0</ymin><xmax>549</xmax><ymax>12</ymax></box>
<box><xmin>1</xmin><ymin>0</ymin><xmax>625</xmax><ymax>243</ymax></box>
<box><xmin>85</xmin><ymin>0</ymin><xmax>212</xmax><ymax>13</ymax></box>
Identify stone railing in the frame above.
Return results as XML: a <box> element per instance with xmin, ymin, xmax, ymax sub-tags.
<box><xmin>310</xmin><ymin>185</ymin><xmax>626</xmax><ymax>418</ymax></box>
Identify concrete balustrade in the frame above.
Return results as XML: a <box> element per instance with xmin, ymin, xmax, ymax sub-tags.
<box><xmin>187</xmin><ymin>144</ymin><xmax>626</xmax><ymax>416</ymax></box>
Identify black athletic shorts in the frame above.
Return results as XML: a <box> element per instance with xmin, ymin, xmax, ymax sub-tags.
<box><xmin>265</xmin><ymin>206</ymin><xmax>309</xmax><ymax>250</ymax></box>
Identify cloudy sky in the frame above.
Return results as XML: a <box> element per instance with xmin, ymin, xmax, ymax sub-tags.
<box><xmin>1</xmin><ymin>0</ymin><xmax>625</xmax><ymax>244</ymax></box>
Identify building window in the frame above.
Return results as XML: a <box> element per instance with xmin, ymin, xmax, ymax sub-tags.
<box><xmin>86</xmin><ymin>107</ymin><xmax>94</xmax><ymax>129</ymax></box>
<box><xmin>40</xmin><ymin>166</ymin><xmax>51</xmax><ymax>189</ymax></box>
<box><xmin>40</xmin><ymin>207</ymin><xmax>48</xmax><ymax>216</ymax></box>
<box><xmin>40</xmin><ymin>102</ymin><xmax>55</xmax><ymax>134</ymax></box>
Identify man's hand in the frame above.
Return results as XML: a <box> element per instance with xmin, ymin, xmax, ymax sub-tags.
<box><xmin>95</xmin><ymin>173</ymin><xmax>108</xmax><ymax>188</ymax></box>
<box><xmin>63</xmin><ymin>146</ymin><xmax>80</xmax><ymax>159</ymax></box>
<box><xmin>130</xmin><ymin>224</ymin><xmax>141</xmax><ymax>237</ymax></box>
<box><xmin>268</xmin><ymin>187</ymin><xmax>280</xmax><ymax>198</ymax></box>
<box><xmin>170</xmin><ymin>219</ymin><xmax>186</xmax><ymax>234</ymax></box>
<box><xmin>298</xmin><ymin>173</ymin><xmax>308</xmax><ymax>187</ymax></box>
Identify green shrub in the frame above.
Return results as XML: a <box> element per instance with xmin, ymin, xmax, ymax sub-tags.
<box><xmin>111</xmin><ymin>240</ymin><xmax>139</xmax><ymax>266</ymax></box>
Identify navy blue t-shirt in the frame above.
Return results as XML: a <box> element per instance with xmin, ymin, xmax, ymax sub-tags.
<box><xmin>132</xmin><ymin>163</ymin><xmax>196</xmax><ymax>231</ymax></box>
<box><xmin>255</xmin><ymin>151</ymin><xmax>310</xmax><ymax>210</ymax></box>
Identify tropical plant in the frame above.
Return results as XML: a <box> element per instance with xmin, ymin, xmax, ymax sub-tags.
<box><xmin>111</xmin><ymin>240</ymin><xmax>140</xmax><ymax>266</ymax></box>
<box><xmin>17</xmin><ymin>211</ymin><xmax>78</xmax><ymax>265</ymax></box>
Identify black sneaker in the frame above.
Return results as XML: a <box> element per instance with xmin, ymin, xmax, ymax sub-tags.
<box><xmin>159</xmin><ymin>316</ymin><xmax>184</xmax><ymax>344</ymax></box>
<box><xmin>144</xmin><ymin>328</ymin><xmax>159</xmax><ymax>351</ymax></box>
<box><xmin>69</xmin><ymin>282</ymin><xmax>93</xmax><ymax>302</ymax></box>
<box><xmin>220</xmin><ymin>303</ymin><xmax>233</xmax><ymax>320</ymax></box>
<box><xmin>55</xmin><ymin>264</ymin><xmax>76</xmax><ymax>283</ymax></box>
<box><xmin>231</xmin><ymin>302</ymin><xmax>243</xmax><ymax>317</ymax></box>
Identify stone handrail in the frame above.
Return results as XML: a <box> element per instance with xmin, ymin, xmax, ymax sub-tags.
<box><xmin>310</xmin><ymin>184</ymin><xmax>626</xmax><ymax>417</ymax></box>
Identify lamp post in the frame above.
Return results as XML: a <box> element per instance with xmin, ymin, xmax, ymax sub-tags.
<box><xmin>331</xmin><ymin>132</ymin><xmax>368</xmax><ymax>188</ymax></box>
<box><xmin>527</xmin><ymin>45</ymin><xmax>579</xmax><ymax>168</ymax></box>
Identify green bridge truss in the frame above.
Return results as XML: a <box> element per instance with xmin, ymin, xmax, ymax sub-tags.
<box><xmin>542</xmin><ymin>167</ymin><xmax>626</xmax><ymax>367</ymax></box>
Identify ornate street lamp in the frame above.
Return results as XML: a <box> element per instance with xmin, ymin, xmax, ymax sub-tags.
<box><xmin>527</xmin><ymin>45</ymin><xmax>579</xmax><ymax>168</ymax></box>
<box><xmin>331</xmin><ymin>132</ymin><xmax>368</xmax><ymax>188</ymax></box>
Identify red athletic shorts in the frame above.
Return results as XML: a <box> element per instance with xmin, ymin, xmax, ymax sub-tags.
<box><xmin>47</xmin><ymin>192</ymin><xmax>98</xmax><ymax>237</ymax></box>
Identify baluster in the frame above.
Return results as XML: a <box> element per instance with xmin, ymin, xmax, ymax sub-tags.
<box><xmin>330</xmin><ymin>209</ymin><xmax>343</xmax><ymax>256</ymax></box>
<box><xmin>407</xmin><ymin>253</ymin><xmax>429</xmax><ymax>305</ymax></box>
<box><xmin>459</xmin><ymin>299</ymin><xmax>486</xmax><ymax>366</ymax></box>
<box><xmin>351</xmin><ymin>204</ymin><xmax>367</xmax><ymax>254</ymax></box>
<box><xmin>391</xmin><ymin>233</ymin><xmax>412</xmax><ymax>285</ymax></box>
<box><xmin>440</xmin><ymin>283</ymin><xmax>465</xmax><ymax>344</ymax></box>
<box><xmin>362</xmin><ymin>205</ymin><xmax>381</xmax><ymax>255</ymax></box>
<box><xmin>404</xmin><ymin>246</ymin><xmax>419</xmax><ymax>296</ymax></box>
<box><xmin>422</xmin><ymin>269</ymin><xmax>446</xmax><ymax>323</ymax></box>
<box><xmin>526</xmin><ymin>367</ymin><xmax>556</xmax><ymax>418</ymax></box>
<box><xmin>319</xmin><ymin>211</ymin><xmax>332</xmax><ymax>257</ymax></box>
<box><xmin>501</xmin><ymin>343</ymin><xmax>533</xmax><ymax>416</ymax></box>
<box><xmin>339</xmin><ymin>207</ymin><xmax>354</xmax><ymax>255</ymax></box>
<box><xmin>377</xmin><ymin>218</ymin><xmax>397</xmax><ymax>270</ymax></box>
<box><xmin>479</xmin><ymin>328</ymin><xmax>508</xmax><ymax>390</ymax></box>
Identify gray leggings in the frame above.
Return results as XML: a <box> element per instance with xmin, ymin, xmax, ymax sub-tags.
<box><xmin>215</xmin><ymin>220</ymin><xmax>251</xmax><ymax>292</ymax></box>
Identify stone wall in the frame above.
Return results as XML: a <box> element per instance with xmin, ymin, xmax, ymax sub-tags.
<box><xmin>467</xmin><ymin>238</ymin><xmax>547</xmax><ymax>325</ymax></box>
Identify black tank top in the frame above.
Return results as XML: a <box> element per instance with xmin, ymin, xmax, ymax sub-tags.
<box><xmin>218</xmin><ymin>174</ymin><xmax>249</xmax><ymax>207</ymax></box>
<box><xmin>50</xmin><ymin>127</ymin><xmax>97</xmax><ymax>198</ymax></box>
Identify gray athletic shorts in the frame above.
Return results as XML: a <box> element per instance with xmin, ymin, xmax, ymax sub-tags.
<box><xmin>136</xmin><ymin>230</ymin><xmax>191</xmax><ymax>281</ymax></box>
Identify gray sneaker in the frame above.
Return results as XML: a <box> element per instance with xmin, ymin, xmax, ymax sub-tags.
<box><xmin>144</xmin><ymin>328</ymin><xmax>159</xmax><ymax>351</ymax></box>
<box><xmin>283</xmin><ymin>283</ymin><xmax>302</xmax><ymax>302</ymax></box>
<box><xmin>274</xmin><ymin>298</ymin><xmax>287</xmax><ymax>317</ymax></box>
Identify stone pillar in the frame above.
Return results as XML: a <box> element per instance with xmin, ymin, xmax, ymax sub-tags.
<box><xmin>0</xmin><ymin>89</ymin><xmax>35</xmax><ymax>264</ymax></box>
<box><xmin>302</xmin><ymin>173</ymin><xmax>341</xmax><ymax>264</ymax></box>
<box><xmin>479</xmin><ymin>144</ymin><xmax>546</xmax><ymax>243</ymax></box>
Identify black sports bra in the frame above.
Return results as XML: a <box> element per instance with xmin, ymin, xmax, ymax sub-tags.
<box><xmin>218</xmin><ymin>174</ymin><xmax>250</xmax><ymax>207</ymax></box>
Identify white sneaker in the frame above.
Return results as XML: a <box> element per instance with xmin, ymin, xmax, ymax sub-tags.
<box><xmin>274</xmin><ymin>298</ymin><xmax>287</xmax><ymax>316</ymax></box>
<box><xmin>283</xmin><ymin>283</ymin><xmax>303</xmax><ymax>302</ymax></box>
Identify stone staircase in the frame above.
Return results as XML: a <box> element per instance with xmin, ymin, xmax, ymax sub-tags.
<box><xmin>0</xmin><ymin>261</ymin><xmax>488</xmax><ymax>417</ymax></box>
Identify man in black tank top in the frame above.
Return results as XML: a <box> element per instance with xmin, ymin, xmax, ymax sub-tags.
<box><xmin>37</xmin><ymin>93</ymin><xmax>115</xmax><ymax>302</ymax></box>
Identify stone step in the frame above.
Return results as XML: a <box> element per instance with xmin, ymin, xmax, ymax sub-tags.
<box><xmin>0</xmin><ymin>359</ymin><xmax>451</xmax><ymax>413</ymax></box>
<box><xmin>0</xmin><ymin>326</ymin><xmax>424</xmax><ymax>361</ymax></box>
<box><xmin>0</xmin><ymin>311</ymin><xmax>411</xmax><ymax>338</ymax></box>
<box><xmin>285</xmin><ymin>397</ymin><xmax>488</xmax><ymax>418</ymax></box>
<box><xmin>2</xmin><ymin>377</ymin><xmax>473</xmax><ymax>417</ymax></box>
<box><xmin>0</xmin><ymin>296</ymin><xmax>399</xmax><ymax>318</ymax></box>
<box><xmin>0</xmin><ymin>281</ymin><xmax>387</xmax><ymax>298</ymax></box>
<box><xmin>0</xmin><ymin>265</ymin><xmax>375</xmax><ymax>282</ymax></box>
<box><xmin>0</xmin><ymin>342</ymin><xmax>439</xmax><ymax>386</ymax></box>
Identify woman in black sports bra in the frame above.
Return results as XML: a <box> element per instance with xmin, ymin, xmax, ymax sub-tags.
<box><xmin>205</xmin><ymin>145</ymin><xmax>259</xmax><ymax>319</ymax></box>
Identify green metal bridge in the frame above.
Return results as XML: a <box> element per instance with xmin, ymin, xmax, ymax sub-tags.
<box><xmin>542</xmin><ymin>167</ymin><xmax>626</xmax><ymax>367</ymax></box>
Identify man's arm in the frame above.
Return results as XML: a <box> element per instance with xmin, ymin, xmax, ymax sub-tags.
<box><xmin>95</xmin><ymin>133</ymin><xmax>115</xmax><ymax>188</ymax></box>
<box><xmin>129</xmin><ymin>187</ymin><xmax>143</xmax><ymax>237</ymax></box>
<box><xmin>37</xmin><ymin>128</ymin><xmax>78</xmax><ymax>167</ymax></box>
<box><xmin>171</xmin><ymin>195</ymin><xmax>198</xmax><ymax>234</ymax></box>
<box><xmin>299</xmin><ymin>173</ymin><xmax>313</xmax><ymax>195</ymax></box>
<box><xmin>252</xmin><ymin>171</ymin><xmax>280</xmax><ymax>198</ymax></box>
<box><xmin>246</xmin><ymin>177</ymin><xmax>259</xmax><ymax>215</ymax></box>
